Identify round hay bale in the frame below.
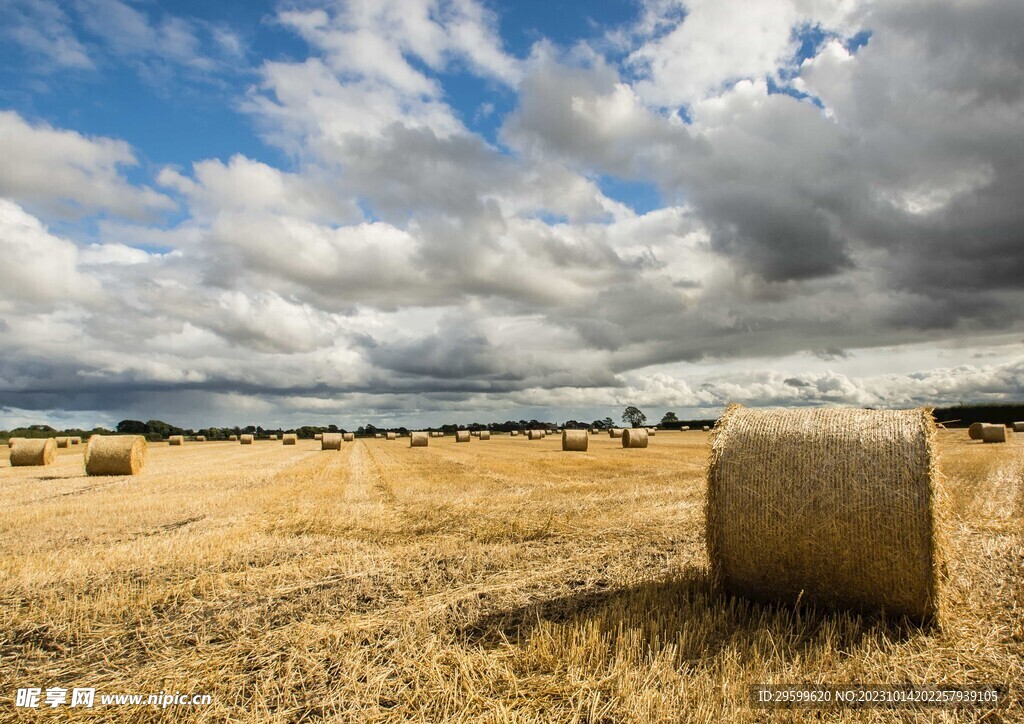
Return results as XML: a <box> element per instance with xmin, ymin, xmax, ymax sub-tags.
<box><xmin>10</xmin><ymin>438</ymin><xmax>57</xmax><ymax>466</ymax></box>
<box><xmin>981</xmin><ymin>424</ymin><xmax>1006</xmax><ymax>443</ymax></box>
<box><xmin>510</xmin><ymin>430</ymin><xmax>519</xmax><ymax>436</ymax></box>
<box><xmin>681</xmin><ymin>426</ymin><xmax>690</xmax><ymax>431</ymax></box>
<box><xmin>968</xmin><ymin>422</ymin><xmax>985</xmax><ymax>440</ymax></box>
<box><xmin>622</xmin><ymin>428</ymin><xmax>649</xmax><ymax>448</ymax></box>
<box><xmin>562</xmin><ymin>430</ymin><xmax>588</xmax><ymax>452</ymax></box>
<box><xmin>386</xmin><ymin>432</ymin><xmax>396</xmax><ymax>440</ymax></box>
<box><xmin>228</xmin><ymin>434</ymin><xmax>238</xmax><ymax>441</ymax></box>
<box><xmin>609</xmin><ymin>428</ymin><xmax>624</xmax><ymax>438</ymax></box>
<box><xmin>267</xmin><ymin>434</ymin><xmax>278</xmax><ymax>441</ymax></box>
<box><xmin>70</xmin><ymin>436</ymin><xmax>82</xmax><ymax>445</ymax></box>
<box><xmin>702</xmin><ymin>425</ymin><xmax>710</xmax><ymax>432</ymax></box>
<box><xmin>1013</xmin><ymin>421</ymin><xmax>1024</xmax><ymax>433</ymax></box>
<box><xmin>343</xmin><ymin>432</ymin><xmax>355</xmax><ymax>442</ymax></box>
<box><xmin>528</xmin><ymin>430</ymin><xmax>543</xmax><ymax>440</ymax></box>
<box><xmin>55</xmin><ymin>437</ymin><xmax>70</xmax><ymax>448</ymax></box>
<box><xmin>8</xmin><ymin>437</ymin><xmax>25</xmax><ymax>448</ymax></box>
<box><xmin>591</xmin><ymin>429</ymin><xmax>600</xmax><ymax>434</ymax></box>
<box><xmin>168</xmin><ymin>435</ymin><xmax>184</xmax><ymax>446</ymax></box>
<box><xmin>321</xmin><ymin>433</ymin><xmax>342</xmax><ymax>450</ymax></box>
<box><xmin>314</xmin><ymin>433</ymin><xmax>323</xmax><ymax>440</ymax></box>
<box><xmin>455</xmin><ymin>430</ymin><xmax>470</xmax><ymax>442</ymax></box>
<box><xmin>282</xmin><ymin>433</ymin><xmax>297</xmax><ymax>445</ymax></box>
<box><xmin>239</xmin><ymin>434</ymin><xmax>254</xmax><ymax>445</ymax></box>
<box><xmin>196</xmin><ymin>435</ymin><xmax>206</xmax><ymax>442</ymax></box>
<box><xmin>479</xmin><ymin>431</ymin><xmax>490</xmax><ymax>440</ymax></box>
<box><xmin>374</xmin><ymin>433</ymin><xmax>382</xmax><ymax>438</ymax></box>
<box><xmin>410</xmin><ymin>432</ymin><xmax>429</xmax><ymax>447</ymax></box>
<box><xmin>647</xmin><ymin>428</ymin><xmax>657</xmax><ymax>436</ymax></box>
<box><xmin>85</xmin><ymin>435</ymin><xmax>147</xmax><ymax>476</ymax></box>
<box><xmin>707</xmin><ymin>405</ymin><xmax>940</xmax><ymax>620</ymax></box>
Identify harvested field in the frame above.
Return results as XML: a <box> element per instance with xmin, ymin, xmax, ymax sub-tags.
<box><xmin>0</xmin><ymin>430</ymin><xmax>1020</xmax><ymax>721</ymax></box>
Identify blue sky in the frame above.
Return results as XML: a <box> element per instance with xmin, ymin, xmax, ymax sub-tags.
<box><xmin>1</xmin><ymin>0</ymin><xmax>1022</xmax><ymax>429</ymax></box>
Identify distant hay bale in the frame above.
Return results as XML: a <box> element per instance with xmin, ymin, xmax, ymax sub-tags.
<box><xmin>314</xmin><ymin>433</ymin><xmax>323</xmax><ymax>440</ymax></box>
<box><xmin>268</xmin><ymin>434</ymin><xmax>278</xmax><ymax>441</ymax></box>
<box><xmin>609</xmin><ymin>428</ymin><xmax>624</xmax><ymax>438</ymax></box>
<box><xmin>528</xmin><ymin>430</ymin><xmax>543</xmax><ymax>440</ymax></box>
<box><xmin>968</xmin><ymin>422</ymin><xmax>985</xmax><ymax>440</ymax></box>
<box><xmin>282</xmin><ymin>433</ymin><xmax>297</xmax><ymax>445</ymax></box>
<box><xmin>410</xmin><ymin>432</ymin><xmax>428</xmax><ymax>447</ymax></box>
<box><xmin>479</xmin><ymin>431</ymin><xmax>490</xmax><ymax>440</ymax></box>
<box><xmin>240</xmin><ymin>435</ymin><xmax>254</xmax><ymax>445</ymax></box>
<box><xmin>386</xmin><ymin>432</ymin><xmax>396</xmax><ymax>440</ymax></box>
<box><xmin>168</xmin><ymin>435</ymin><xmax>184</xmax><ymax>446</ymax></box>
<box><xmin>70</xmin><ymin>436</ymin><xmax>82</xmax><ymax>445</ymax></box>
<box><xmin>196</xmin><ymin>436</ymin><xmax>206</xmax><ymax>442</ymax></box>
<box><xmin>1013</xmin><ymin>421</ymin><xmax>1024</xmax><ymax>432</ymax></box>
<box><xmin>10</xmin><ymin>438</ymin><xmax>57</xmax><ymax>467</ymax></box>
<box><xmin>702</xmin><ymin>425</ymin><xmax>710</xmax><ymax>432</ymax></box>
<box><xmin>511</xmin><ymin>430</ymin><xmax>519</xmax><ymax>436</ymax></box>
<box><xmin>321</xmin><ymin>433</ymin><xmax>342</xmax><ymax>450</ymax></box>
<box><xmin>343</xmin><ymin>433</ymin><xmax>355</xmax><ymax>442</ymax></box>
<box><xmin>55</xmin><ymin>437</ymin><xmax>70</xmax><ymax>448</ymax></box>
<box><xmin>374</xmin><ymin>433</ymin><xmax>382</xmax><ymax>438</ymax></box>
<box><xmin>681</xmin><ymin>426</ymin><xmax>690</xmax><ymax>431</ymax></box>
<box><xmin>85</xmin><ymin>435</ymin><xmax>147</xmax><ymax>476</ymax></box>
<box><xmin>981</xmin><ymin>424</ymin><xmax>1006</xmax><ymax>443</ymax></box>
<box><xmin>622</xmin><ymin>428</ymin><xmax>649</xmax><ymax>448</ymax></box>
<box><xmin>455</xmin><ymin>431</ymin><xmax>470</xmax><ymax>442</ymax></box>
<box><xmin>591</xmin><ymin>429</ymin><xmax>600</xmax><ymax>434</ymax></box>
<box><xmin>562</xmin><ymin>430</ymin><xmax>588</xmax><ymax>452</ymax></box>
<box><xmin>647</xmin><ymin>428</ymin><xmax>657</xmax><ymax>436</ymax></box>
<box><xmin>229</xmin><ymin>435</ymin><xmax>238</xmax><ymax>441</ymax></box>
<box><xmin>707</xmin><ymin>405</ymin><xmax>940</xmax><ymax>620</ymax></box>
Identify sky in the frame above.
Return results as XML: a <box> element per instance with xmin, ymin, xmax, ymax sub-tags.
<box><xmin>1</xmin><ymin>0</ymin><xmax>1023</xmax><ymax>430</ymax></box>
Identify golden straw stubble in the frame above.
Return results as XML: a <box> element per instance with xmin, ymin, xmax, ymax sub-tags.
<box><xmin>706</xmin><ymin>405</ymin><xmax>941</xmax><ymax>621</ymax></box>
<box><xmin>10</xmin><ymin>438</ymin><xmax>57</xmax><ymax>466</ymax></box>
<box><xmin>85</xmin><ymin>435</ymin><xmax>147</xmax><ymax>476</ymax></box>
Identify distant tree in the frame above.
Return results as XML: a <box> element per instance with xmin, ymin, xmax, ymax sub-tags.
<box><xmin>117</xmin><ymin>420</ymin><xmax>147</xmax><ymax>434</ymax></box>
<box><xmin>660</xmin><ymin>411</ymin><xmax>679</xmax><ymax>426</ymax></box>
<box><xmin>622</xmin><ymin>406</ymin><xmax>647</xmax><ymax>428</ymax></box>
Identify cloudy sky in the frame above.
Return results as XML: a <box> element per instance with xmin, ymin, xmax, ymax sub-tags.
<box><xmin>1</xmin><ymin>0</ymin><xmax>1022</xmax><ymax>430</ymax></box>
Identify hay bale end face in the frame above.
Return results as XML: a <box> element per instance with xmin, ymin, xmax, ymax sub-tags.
<box><xmin>240</xmin><ymin>434</ymin><xmax>254</xmax><ymax>445</ymax></box>
<box><xmin>707</xmin><ymin>405</ymin><xmax>940</xmax><ymax>620</ymax></box>
<box><xmin>622</xmin><ymin>428</ymin><xmax>649</xmax><ymax>448</ymax></box>
<box><xmin>386</xmin><ymin>432</ymin><xmax>396</xmax><ymax>440</ymax></box>
<box><xmin>314</xmin><ymin>433</ymin><xmax>323</xmax><ymax>440</ymax></box>
<box><xmin>528</xmin><ymin>430</ymin><xmax>543</xmax><ymax>440</ymax></box>
<box><xmin>282</xmin><ymin>433</ymin><xmax>297</xmax><ymax>445</ymax></box>
<box><xmin>321</xmin><ymin>433</ymin><xmax>343</xmax><ymax>450</ymax></box>
<box><xmin>85</xmin><ymin>435</ymin><xmax>147</xmax><ymax>476</ymax></box>
<box><xmin>609</xmin><ymin>428</ymin><xmax>624</xmax><ymax>438</ymax></box>
<box><xmin>410</xmin><ymin>432</ymin><xmax>428</xmax><ymax>447</ymax></box>
<box><xmin>455</xmin><ymin>431</ymin><xmax>470</xmax><ymax>443</ymax></box>
<box><xmin>968</xmin><ymin>422</ymin><xmax>985</xmax><ymax>440</ymax></box>
<box><xmin>511</xmin><ymin>430</ymin><xmax>519</xmax><ymax>436</ymax></box>
<box><xmin>981</xmin><ymin>424</ymin><xmax>1006</xmax><ymax>443</ymax></box>
<box><xmin>10</xmin><ymin>438</ymin><xmax>57</xmax><ymax>467</ymax></box>
<box><xmin>168</xmin><ymin>435</ymin><xmax>184</xmax><ymax>446</ymax></box>
<box><xmin>562</xmin><ymin>430</ymin><xmax>588</xmax><ymax>452</ymax></box>
<box><xmin>479</xmin><ymin>431</ymin><xmax>490</xmax><ymax>440</ymax></box>
<box><xmin>55</xmin><ymin>437</ymin><xmax>70</xmax><ymax>448</ymax></box>
<box><xmin>229</xmin><ymin>435</ymin><xmax>238</xmax><ymax>441</ymax></box>
<box><xmin>70</xmin><ymin>436</ymin><xmax>82</xmax><ymax>445</ymax></box>
<box><xmin>343</xmin><ymin>433</ymin><xmax>355</xmax><ymax>442</ymax></box>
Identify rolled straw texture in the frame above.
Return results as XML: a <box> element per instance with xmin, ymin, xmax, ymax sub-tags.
<box><xmin>562</xmin><ymin>430</ymin><xmax>588</xmax><ymax>452</ymax></box>
<box><xmin>168</xmin><ymin>435</ymin><xmax>184</xmax><ymax>446</ymax></box>
<box><xmin>195</xmin><ymin>436</ymin><xmax>206</xmax><ymax>442</ymax></box>
<box><xmin>229</xmin><ymin>435</ymin><xmax>238</xmax><ymax>441</ymax></box>
<box><xmin>479</xmin><ymin>431</ymin><xmax>490</xmax><ymax>440</ymax></box>
<box><xmin>85</xmin><ymin>435</ymin><xmax>147</xmax><ymax>476</ymax></box>
<box><xmin>314</xmin><ymin>433</ymin><xmax>323</xmax><ymax>440</ymax></box>
<box><xmin>981</xmin><ymin>424</ymin><xmax>1006</xmax><ymax>443</ymax></box>
<box><xmin>55</xmin><ymin>437</ymin><xmax>69</xmax><ymax>448</ymax></box>
<box><xmin>282</xmin><ymin>433</ymin><xmax>297</xmax><ymax>445</ymax></box>
<box><xmin>343</xmin><ymin>433</ymin><xmax>355</xmax><ymax>442</ymax></box>
<box><xmin>528</xmin><ymin>430</ymin><xmax>543</xmax><ymax>440</ymax></box>
<box><xmin>455</xmin><ymin>431</ymin><xmax>470</xmax><ymax>442</ymax></box>
<box><xmin>622</xmin><ymin>428</ymin><xmax>649</xmax><ymax>448</ymax></box>
<box><xmin>240</xmin><ymin>435</ymin><xmax>254</xmax><ymax>445</ymax></box>
<box><xmin>386</xmin><ymin>432</ymin><xmax>396</xmax><ymax>440</ymax></box>
<box><xmin>609</xmin><ymin>428</ymin><xmax>624</xmax><ymax>438</ymax></box>
<box><xmin>410</xmin><ymin>432</ymin><xmax>428</xmax><ymax>447</ymax></box>
<box><xmin>10</xmin><ymin>438</ymin><xmax>57</xmax><ymax>466</ymax></box>
<box><xmin>511</xmin><ymin>430</ymin><xmax>519</xmax><ymax>436</ymax></box>
<box><xmin>321</xmin><ymin>433</ymin><xmax>342</xmax><ymax>450</ymax></box>
<box><xmin>1013</xmin><ymin>422</ymin><xmax>1024</xmax><ymax>433</ymax></box>
<box><xmin>706</xmin><ymin>405</ymin><xmax>941</xmax><ymax>620</ymax></box>
<box><xmin>968</xmin><ymin>422</ymin><xmax>985</xmax><ymax>440</ymax></box>
<box><xmin>70</xmin><ymin>436</ymin><xmax>82</xmax><ymax>445</ymax></box>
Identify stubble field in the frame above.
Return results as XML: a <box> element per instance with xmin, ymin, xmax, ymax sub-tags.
<box><xmin>1</xmin><ymin>430</ymin><xmax>1021</xmax><ymax>721</ymax></box>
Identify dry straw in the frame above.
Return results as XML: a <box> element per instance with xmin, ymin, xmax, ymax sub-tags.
<box><xmin>85</xmin><ymin>435</ymin><xmax>147</xmax><ymax>476</ymax></box>
<box><xmin>70</xmin><ymin>436</ymin><xmax>82</xmax><ymax>445</ymax></box>
<box><xmin>268</xmin><ymin>434</ymin><xmax>278</xmax><ymax>441</ymax></box>
<box><xmin>8</xmin><ymin>437</ymin><xmax>24</xmax><ymax>448</ymax></box>
<box><xmin>228</xmin><ymin>435</ymin><xmax>238</xmax><ymax>441</ymax></box>
<box><xmin>240</xmin><ymin>435</ymin><xmax>254</xmax><ymax>445</ymax></box>
<box><xmin>479</xmin><ymin>431</ymin><xmax>490</xmax><ymax>440</ymax></box>
<box><xmin>968</xmin><ymin>422</ymin><xmax>985</xmax><ymax>440</ymax></box>
<box><xmin>706</xmin><ymin>405</ymin><xmax>941</xmax><ymax>621</ymax></box>
<box><xmin>609</xmin><ymin>428</ymin><xmax>624</xmax><ymax>438</ymax></box>
<box><xmin>562</xmin><ymin>430</ymin><xmax>588</xmax><ymax>452</ymax></box>
<box><xmin>386</xmin><ymin>432</ymin><xmax>396</xmax><ymax>440</ymax></box>
<box><xmin>55</xmin><ymin>437</ymin><xmax>70</xmax><ymax>448</ymax></box>
<box><xmin>681</xmin><ymin>426</ymin><xmax>690</xmax><ymax>431</ymax></box>
<box><xmin>455</xmin><ymin>431</ymin><xmax>470</xmax><ymax>443</ymax></box>
<box><xmin>168</xmin><ymin>435</ymin><xmax>184</xmax><ymax>446</ymax></box>
<box><xmin>1013</xmin><ymin>421</ymin><xmax>1024</xmax><ymax>433</ymax></box>
<box><xmin>321</xmin><ymin>433</ymin><xmax>342</xmax><ymax>451</ymax></box>
<box><xmin>702</xmin><ymin>425</ymin><xmax>711</xmax><ymax>432</ymax></box>
<box><xmin>981</xmin><ymin>424</ymin><xmax>1006</xmax><ymax>443</ymax></box>
<box><xmin>647</xmin><ymin>428</ymin><xmax>657</xmax><ymax>436</ymax></box>
<box><xmin>410</xmin><ymin>432</ymin><xmax>428</xmax><ymax>447</ymax></box>
<box><xmin>528</xmin><ymin>430</ymin><xmax>543</xmax><ymax>440</ymax></box>
<box><xmin>282</xmin><ymin>433</ymin><xmax>297</xmax><ymax>445</ymax></box>
<box><xmin>195</xmin><ymin>436</ymin><xmax>206</xmax><ymax>442</ymax></box>
<box><xmin>343</xmin><ymin>433</ymin><xmax>355</xmax><ymax>442</ymax></box>
<box><xmin>375</xmin><ymin>433</ymin><xmax>382</xmax><ymax>438</ymax></box>
<box><xmin>10</xmin><ymin>438</ymin><xmax>57</xmax><ymax>467</ymax></box>
<box><xmin>622</xmin><ymin>428</ymin><xmax>649</xmax><ymax>448</ymax></box>
<box><xmin>510</xmin><ymin>430</ymin><xmax>519</xmax><ymax>436</ymax></box>
<box><xmin>314</xmin><ymin>433</ymin><xmax>323</xmax><ymax>441</ymax></box>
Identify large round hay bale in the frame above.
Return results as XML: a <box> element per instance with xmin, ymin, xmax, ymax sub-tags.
<box><xmin>10</xmin><ymin>438</ymin><xmax>57</xmax><ymax>466</ymax></box>
<box><xmin>314</xmin><ymin>433</ymin><xmax>323</xmax><ymax>441</ymax></box>
<box><xmin>591</xmin><ymin>428</ymin><xmax>599</xmax><ymax>434</ymax></box>
<box><xmin>1013</xmin><ymin>421</ymin><xmax>1024</xmax><ymax>433</ymax></box>
<box><xmin>196</xmin><ymin>435</ymin><xmax>206</xmax><ymax>442</ymax></box>
<box><xmin>343</xmin><ymin>432</ymin><xmax>355</xmax><ymax>442</ymax></box>
<box><xmin>8</xmin><ymin>437</ymin><xmax>25</xmax><ymax>448</ymax></box>
<box><xmin>55</xmin><ymin>437</ymin><xmax>70</xmax><ymax>448</ymax></box>
<box><xmin>609</xmin><ymin>428</ymin><xmax>624</xmax><ymax>438</ymax></box>
<box><xmin>981</xmin><ymin>424</ymin><xmax>1006</xmax><ymax>443</ymax></box>
<box><xmin>511</xmin><ymin>430</ymin><xmax>519</xmax><ymax>436</ymax></box>
<box><xmin>647</xmin><ymin>428</ymin><xmax>657</xmax><ymax>436</ymax></box>
<box><xmin>168</xmin><ymin>435</ymin><xmax>184</xmax><ymax>446</ymax></box>
<box><xmin>70</xmin><ymin>436</ymin><xmax>82</xmax><ymax>445</ymax></box>
<box><xmin>707</xmin><ymin>406</ymin><xmax>940</xmax><ymax>620</ymax></box>
<box><xmin>321</xmin><ymin>433</ymin><xmax>342</xmax><ymax>450</ymax></box>
<box><xmin>968</xmin><ymin>422</ymin><xmax>985</xmax><ymax>440</ymax></box>
<box><xmin>386</xmin><ymin>432</ymin><xmax>396</xmax><ymax>440</ymax></box>
<box><xmin>455</xmin><ymin>430</ymin><xmax>470</xmax><ymax>442</ymax></box>
<box><xmin>479</xmin><ymin>431</ymin><xmax>490</xmax><ymax>440</ymax></box>
<box><xmin>622</xmin><ymin>428</ymin><xmax>649</xmax><ymax>448</ymax></box>
<box><xmin>562</xmin><ymin>430</ymin><xmax>588</xmax><ymax>452</ymax></box>
<box><xmin>410</xmin><ymin>432</ymin><xmax>428</xmax><ymax>447</ymax></box>
<box><xmin>85</xmin><ymin>435</ymin><xmax>147</xmax><ymax>476</ymax></box>
<box><xmin>528</xmin><ymin>430</ymin><xmax>543</xmax><ymax>440</ymax></box>
<box><xmin>282</xmin><ymin>433</ymin><xmax>297</xmax><ymax>445</ymax></box>
<box><xmin>240</xmin><ymin>434</ymin><xmax>254</xmax><ymax>445</ymax></box>
<box><xmin>267</xmin><ymin>434</ymin><xmax>278</xmax><ymax>441</ymax></box>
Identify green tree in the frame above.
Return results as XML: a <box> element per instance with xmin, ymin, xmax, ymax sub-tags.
<box><xmin>622</xmin><ymin>406</ymin><xmax>647</xmax><ymax>428</ymax></box>
<box><xmin>660</xmin><ymin>411</ymin><xmax>679</xmax><ymax>426</ymax></box>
